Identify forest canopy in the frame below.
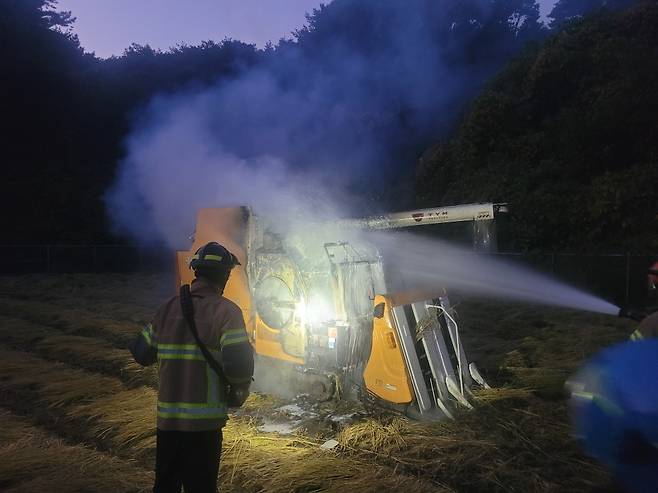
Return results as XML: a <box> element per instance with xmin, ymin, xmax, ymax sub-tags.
<box><xmin>417</xmin><ymin>2</ymin><xmax>658</xmax><ymax>252</ymax></box>
<box><xmin>0</xmin><ymin>0</ymin><xmax>651</xmax><ymax>252</ymax></box>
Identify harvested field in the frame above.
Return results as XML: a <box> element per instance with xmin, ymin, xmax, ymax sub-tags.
<box><xmin>0</xmin><ymin>274</ymin><xmax>633</xmax><ymax>492</ymax></box>
<box><xmin>0</xmin><ymin>409</ymin><xmax>154</xmax><ymax>493</ymax></box>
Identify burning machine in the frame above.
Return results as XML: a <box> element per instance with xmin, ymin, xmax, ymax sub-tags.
<box><xmin>176</xmin><ymin>203</ymin><xmax>507</xmax><ymax>419</ymax></box>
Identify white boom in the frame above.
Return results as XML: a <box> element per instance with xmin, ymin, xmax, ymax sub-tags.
<box><xmin>340</xmin><ymin>202</ymin><xmax>507</xmax><ymax>230</ymax></box>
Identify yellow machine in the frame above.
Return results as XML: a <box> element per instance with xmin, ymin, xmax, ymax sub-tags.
<box><xmin>177</xmin><ymin>204</ymin><xmax>506</xmax><ymax>418</ymax></box>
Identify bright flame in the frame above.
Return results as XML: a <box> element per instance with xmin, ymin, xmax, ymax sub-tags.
<box><xmin>305</xmin><ymin>296</ymin><xmax>334</xmax><ymax>325</ymax></box>
<box><xmin>294</xmin><ymin>299</ymin><xmax>307</xmax><ymax>330</ymax></box>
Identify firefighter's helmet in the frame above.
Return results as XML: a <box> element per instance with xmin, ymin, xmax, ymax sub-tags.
<box><xmin>189</xmin><ymin>242</ymin><xmax>240</xmax><ymax>273</ymax></box>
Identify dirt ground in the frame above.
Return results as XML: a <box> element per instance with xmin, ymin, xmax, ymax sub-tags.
<box><xmin>0</xmin><ymin>274</ymin><xmax>634</xmax><ymax>492</ymax></box>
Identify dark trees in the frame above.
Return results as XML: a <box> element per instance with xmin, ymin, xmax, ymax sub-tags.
<box><xmin>549</xmin><ymin>0</ymin><xmax>639</xmax><ymax>28</ymax></box>
<box><xmin>0</xmin><ymin>1</ymin><xmax>258</xmax><ymax>243</ymax></box>
<box><xmin>0</xmin><ymin>0</ymin><xmax>651</xmax><ymax>251</ymax></box>
<box><xmin>417</xmin><ymin>3</ymin><xmax>658</xmax><ymax>252</ymax></box>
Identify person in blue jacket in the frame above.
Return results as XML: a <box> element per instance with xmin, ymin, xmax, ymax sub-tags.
<box><xmin>567</xmin><ymin>338</ymin><xmax>658</xmax><ymax>493</ymax></box>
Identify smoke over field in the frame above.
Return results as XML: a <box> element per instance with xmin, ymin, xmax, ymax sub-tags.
<box><xmin>106</xmin><ymin>0</ymin><xmax>545</xmax><ymax>248</ymax></box>
<box><xmin>105</xmin><ymin>0</ymin><xmax>620</xmax><ymax>315</ymax></box>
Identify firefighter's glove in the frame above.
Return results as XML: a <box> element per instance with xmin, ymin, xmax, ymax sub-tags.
<box><xmin>227</xmin><ymin>383</ymin><xmax>250</xmax><ymax>408</ymax></box>
<box><xmin>128</xmin><ymin>335</ymin><xmax>157</xmax><ymax>367</ymax></box>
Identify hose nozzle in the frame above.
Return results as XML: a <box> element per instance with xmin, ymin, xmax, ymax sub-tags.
<box><xmin>618</xmin><ymin>306</ymin><xmax>646</xmax><ymax>322</ymax></box>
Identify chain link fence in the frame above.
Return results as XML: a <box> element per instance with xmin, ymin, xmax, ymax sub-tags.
<box><xmin>0</xmin><ymin>245</ymin><xmax>655</xmax><ymax>307</ymax></box>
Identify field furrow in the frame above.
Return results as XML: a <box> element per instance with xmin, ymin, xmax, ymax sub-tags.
<box><xmin>0</xmin><ymin>298</ymin><xmax>141</xmax><ymax>345</ymax></box>
<box><xmin>0</xmin><ymin>347</ymin><xmax>443</xmax><ymax>492</ymax></box>
<box><xmin>0</xmin><ymin>347</ymin><xmax>157</xmax><ymax>457</ymax></box>
<box><xmin>0</xmin><ymin>274</ymin><xmax>623</xmax><ymax>492</ymax></box>
<box><xmin>0</xmin><ymin>274</ymin><xmax>167</xmax><ymax>320</ymax></box>
<box><xmin>0</xmin><ymin>348</ymin><xmax>126</xmax><ymax>409</ymax></box>
<box><xmin>0</xmin><ymin>409</ymin><xmax>154</xmax><ymax>493</ymax></box>
<box><xmin>0</xmin><ymin>316</ymin><xmax>157</xmax><ymax>386</ymax></box>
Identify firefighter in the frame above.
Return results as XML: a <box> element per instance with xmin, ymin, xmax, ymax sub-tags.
<box><xmin>648</xmin><ymin>262</ymin><xmax>658</xmax><ymax>296</ymax></box>
<box><xmin>628</xmin><ymin>265</ymin><xmax>658</xmax><ymax>341</ymax></box>
<box><xmin>129</xmin><ymin>241</ymin><xmax>254</xmax><ymax>493</ymax></box>
<box><xmin>567</xmin><ymin>339</ymin><xmax>658</xmax><ymax>493</ymax></box>
<box><xmin>623</xmin><ymin>266</ymin><xmax>658</xmax><ymax>342</ymax></box>
<box><xmin>629</xmin><ymin>310</ymin><xmax>658</xmax><ymax>341</ymax></box>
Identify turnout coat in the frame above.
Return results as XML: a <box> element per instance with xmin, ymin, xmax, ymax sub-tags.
<box><xmin>130</xmin><ymin>278</ymin><xmax>254</xmax><ymax>431</ymax></box>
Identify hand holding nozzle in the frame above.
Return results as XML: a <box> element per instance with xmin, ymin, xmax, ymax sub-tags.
<box><xmin>618</xmin><ymin>307</ymin><xmax>646</xmax><ymax>322</ymax></box>
<box><xmin>620</xmin><ymin>267</ymin><xmax>658</xmax><ymax>321</ymax></box>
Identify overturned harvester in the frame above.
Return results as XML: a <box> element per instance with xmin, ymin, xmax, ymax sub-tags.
<box><xmin>176</xmin><ymin>203</ymin><xmax>507</xmax><ymax>419</ymax></box>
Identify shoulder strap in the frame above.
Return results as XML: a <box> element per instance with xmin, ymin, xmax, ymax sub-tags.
<box><xmin>179</xmin><ymin>284</ymin><xmax>225</xmax><ymax>378</ymax></box>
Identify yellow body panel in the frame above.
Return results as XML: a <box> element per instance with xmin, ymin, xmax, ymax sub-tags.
<box><xmin>363</xmin><ymin>295</ymin><xmax>413</xmax><ymax>404</ymax></box>
<box><xmin>254</xmin><ymin>317</ymin><xmax>304</xmax><ymax>364</ymax></box>
<box><xmin>176</xmin><ymin>208</ymin><xmax>304</xmax><ymax>365</ymax></box>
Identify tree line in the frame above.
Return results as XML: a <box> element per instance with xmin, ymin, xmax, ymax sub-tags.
<box><xmin>0</xmin><ymin>0</ymin><xmax>644</xmax><ymax>250</ymax></box>
<box><xmin>418</xmin><ymin>2</ymin><xmax>658</xmax><ymax>252</ymax></box>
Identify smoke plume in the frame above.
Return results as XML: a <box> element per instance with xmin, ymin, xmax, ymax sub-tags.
<box><xmin>106</xmin><ymin>0</ymin><xmax>545</xmax><ymax>248</ymax></box>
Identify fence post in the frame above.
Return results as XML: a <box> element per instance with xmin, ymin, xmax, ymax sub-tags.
<box><xmin>46</xmin><ymin>245</ymin><xmax>51</xmax><ymax>273</ymax></box>
<box><xmin>625</xmin><ymin>252</ymin><xmax>631</xmax><ymax>306</ymax></box>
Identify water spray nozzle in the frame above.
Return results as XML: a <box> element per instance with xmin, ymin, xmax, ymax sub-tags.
<box><xmin>618</xmin><ymin>306</ymin><xmax>646</xmax><ymax>322</ymax></box>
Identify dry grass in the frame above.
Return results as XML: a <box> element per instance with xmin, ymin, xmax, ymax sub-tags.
<box><xmin>0</xmin><ymin>316</ymin><xmax>53</xmax><ymax>347</ymax></box>
<box><xmin>0</xmin><ymin>317</ymin><xmax>156</xmax><ymax>385</ymax></box>
<box><xmin>455</xmin><ymin>298</ymin><xmax>631</xmax><ymax>378</ymax></box>
<box><xmin>0</xmin><ymin>276</ymin><xmax>630</xmax><ymax>492</ymax></box>
<box><xmin>238</xmin><ymin>391</ymin><xmax>285</xmax><ymax>416</ymax></box>
<box><xmin>64</xmin><ymin>389</ymin><xmax>444</xmax><ymax>491</ymax></box>
<box><xmin>338</xmin><ymin>416</ymin><xmax>499</xmax><ymax>490</ymax></box>
<box><xmin>503</xmin><ymin>367</ymin><xmax>571</xmax><ymax>399</ymax></box>
<box><xmin>0</xmin><ymin>342</ymin><xmax>580</xmax><ymax>491</ymax></box>
<box><xmin>337</xmin><ymin>392</ymin><xmax>609</xmax><ymax>492</ymax></box>
<box><xmin>0</xmin><ymin>297</ymin><xmax>142</xmax><ymax>344</ymax></box>
<box><xmin>471</xmin><ymin>387</ymin><xmax>535</xmax><ymax>403</ymax></box>
<box><xmin>0</xmin><ymin>348</ymin><xmax>157</xmax><ymax>457</ymax></box>
<box><xmin>0</xmin><ymin>410</ymin><xmax>153</xmax><ymax>493</ymax></box>
<box><xmin>0</xmin><ymin>348</ymin><xmax>125</xmax><ymax>407</ymax></box>
<box><xmin>0</xmin><ymin>409</ymin><xmax>48</xmax><ymax>446</ymax></box>
<box><xmin>0</xmin><ymin>273</ymin><xmax>165</xmax><ymax>318</ymax></box>
<box><xmin>220</xmin><ymin>418</ymin><xmax>445</xmax><ymax>493</ymax></box>
<box><xmin>35</xmin><ymin>334</ymin><xmax>156</xmax><ymax>385</ymax></box>
<box><xmin>67</xmin><ymin>386</ymin><xmax>158</xmax><ymax>456</ymax></box>
<box><xmin>42</xmin><ymin>382</ymin><xmax>445</xmax><ymax>491</ymax></box>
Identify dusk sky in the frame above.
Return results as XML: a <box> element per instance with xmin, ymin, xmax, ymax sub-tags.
<box><xmin>57</xmin><ymin>0</ymin><xmax>326</xmax><ymax>57</ymax></box>
<box><xmin>58</xmin><ymin>0</ymin><xmax>558</xmax><ymax>58</ymax></box>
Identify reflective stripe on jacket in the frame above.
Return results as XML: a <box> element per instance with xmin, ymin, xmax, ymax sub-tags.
<box><xmin>631</xmin><ymin>312</ymin><xmax>658</xmax><ymax>341</ymax></box>
<box><xmin>130</xmin><ymin>278</ymin><xmax>254</xmax><ymax>431</ymax></box>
